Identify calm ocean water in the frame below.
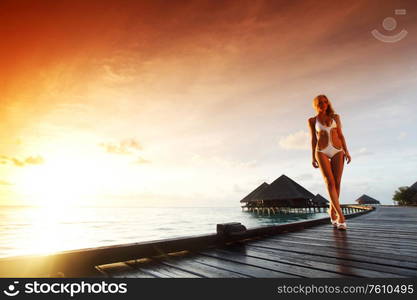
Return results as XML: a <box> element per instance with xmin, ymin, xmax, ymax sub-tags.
<box><xmin>0</xmin><ymin>206</ymin><xmax>328</xmax><ymax>258</ymax></box>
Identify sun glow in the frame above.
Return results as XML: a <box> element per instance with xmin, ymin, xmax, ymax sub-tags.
<box><xmin>16</xmin><ymin>157</ymin><xmax>103</xmax><ymax>208</ymax></box>
<box><xmin>6</xmin><ymin>205</ymin><xmax>92</xmax><ymax>256</ymax></box>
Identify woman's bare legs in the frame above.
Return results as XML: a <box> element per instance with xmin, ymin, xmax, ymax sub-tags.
<box><xmin>316</xmin><ymin>151</ymin><xmax>345</xmax><ymax>223</ymax></box>
<box><xmin>331</xmin><ymin>151</ymin><xmax>345</xmax><ymax>222</ymax></box>
<box><xmin>326</xmin><ymin>151</ymin><xmax>345</xmax><ymax>221</ymax></box>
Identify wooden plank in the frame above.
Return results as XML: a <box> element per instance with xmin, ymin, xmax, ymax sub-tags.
<box><xmin>126</xmin><ymin>260</ymin><xmax>202</xmax><ymax>278</ymax></box>
<box><xmin>97</xmin><ymin>261</ymin><xmax>157</xmax><ymax>278</ymax></box>
<box><xmin>351</xmin><ymin>217</ymin><xmax>417</xmax><ymax>222</ymax></box>
<box><xmin>330</xmin><ymin>225</ymin><xmax>417</xmax><ymax>235</ymax></box>
<box><xmin>231</xmin><ymin>243</ymin><xmax>416</xmax><ymax>277</ymax></box>
<box><xmin>347</xmin><ymin>222</ymin><xmax>417</xmax><ymax>229</ymax></box>
<box><xmin>353</xmin><ymin>215</ymin><xmax>417</xmax><ymax>220</ymax></box>
<box><xmin>265</xmin><ymin>235</ymin><xmax>417</xmax><ymax>259</ymax></box>
<box><xmin>304</xmin><ymin>227</ymin><xmax>417</xmax><ymax>239</ymax></box>
<box><xmin>261</xmin><ymin>237</ymin><xmax>417</xmax><ymax>264</ymax></box>
<box><xmin>187</xmin><ymin>254</ymin><xmax>299</xmax><ymax>278</ymax></box>
<box><xmin>348</xmin><ymin>209</ymin><xmax>417</xmax><ymax>227</ymax></box>
<box><xmin>264</xmin><ymin>224</ymin><xmax>417</xmax><ymax>245</ymax></box>
<box><xmin>154</xmin><ymin>256</ymin><xmax>251</xmax><ymax>278</ymax></box>
<box><xmin>287</xmin><ymin>232</ymin><xmax>417</xmax><ymax>251</ymax></box>
<box><xmin>249</xmin><ymin>240</ymin><xmax>417</xmax><ymax>269</ymax></box>
<box><xmin>357</xmin><ymin>215</ymin><xmax>417</xmax><ymax>218</ymax></box>
<box><xmin>297</xmin><ymin>230</ymin><xmax>417</xmax><ymax>245</ymax></box>
<box><xmin>281</xmin><ymin>235</ymin><xmax>417</xmax><ymax>257</ymax></box>
<box><xmin>198</xmin><ymin>248</ymin><xmax>355</xmax><ymax>278</ymax></box>
<box><xmin>304</xmin><ymin>228</ymin><xmax>417</xmax><ymax>241</ymax></box>
<box><xmin>350</xmin><ymin>217</ymin><xmax>417</xmax><ymax>223</ymax></box>
<box><xmin>351</xmin><ymin>216</ymin><xmax>417</xmax><ymax>221</ymax></box>
<box><xmin>291</xmin><ymin>234</ymin><xmax>417</xmax><ymax>251</ymax></box>
<box><xmin>246</xmin><ymin>239</ymin><xmax>417</xmax><ymax>270</ymax></box>
<box><xmin>220</xmin><ymin>245</ymin><xmax>393</xmax><ymax>278</ymax></box>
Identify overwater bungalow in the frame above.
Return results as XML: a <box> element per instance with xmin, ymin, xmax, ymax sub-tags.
<box><xmin>239</xmin><ymin>182</ymin><xmax>270</xmax><ymax>209</ymax></box>
<box><xmin>355</xmin><ymin>194</ymin><xmax>380</xmax><ymax>205</ymax></box>
<box><xmin>311</xmin><ymin>193</ymin><xmax>329</xmax><ymax>208</ymax></box>
<box><xmin>240</xmin><ymin>174</ymin><xmax>319</xmax><ymax>214</ymax></box>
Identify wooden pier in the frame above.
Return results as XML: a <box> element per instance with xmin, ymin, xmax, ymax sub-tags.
<box><xmin>98</xmin><ymin>206</ymin><xmax>417</xmax><ymax>278</ymax></box>
<box><xmin>1</xmin><ymin>206</ymin><xmax>416</xmax><ymax>278</ymax></box>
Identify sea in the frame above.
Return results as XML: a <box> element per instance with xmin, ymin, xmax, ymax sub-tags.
<box><xmin>0</xmin><ymin>206</ymin><xmax>328</xmax><ymax>258</ymax></box>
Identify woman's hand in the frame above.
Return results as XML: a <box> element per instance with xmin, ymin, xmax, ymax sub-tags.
<box><xmin>345</xmin><ymin>152</ymin><xmax>352</xmax><ymax>164</ymax></box>
<box><xmin>312</xmin><ymin>158</ymin><xmax>319</xmax><ymax>168</ymax></box>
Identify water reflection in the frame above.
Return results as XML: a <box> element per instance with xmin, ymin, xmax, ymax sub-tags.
<box><xmin>1</xmin><ymin>206</ymin><xmax>91</xmax><ymax>256</ymax></box>
<box><xmin>0</xmin><ymin>206</ymin><xmax>329</xmax><ymax>258</ymax></box>
<box><xmin>331</xmin><ymin>228</ymin><xmax>353</xmax><ymax>274</ymax></box>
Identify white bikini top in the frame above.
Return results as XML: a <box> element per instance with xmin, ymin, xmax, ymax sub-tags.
<box><xmin>315</xmin><ymin>117</ymin><xmax>337</xmax><ymax>134</ymax></box>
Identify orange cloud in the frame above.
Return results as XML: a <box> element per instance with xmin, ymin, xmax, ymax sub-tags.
<box><xmin>132</xmin><ymin>157</ymin><xmax>151</xmax><ymax>165</ymax></box>
<box><xmin>99</xmin><ymin>139</ymin><xmax>143</xmax><ymax>155</ymax></box>
<box><xmin>0</xmin><ymin>155</ymin><xmax>44</xmax><ymax>167</ymax></box>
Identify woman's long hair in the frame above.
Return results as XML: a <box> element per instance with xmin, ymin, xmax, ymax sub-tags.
<box><xmin>313</xmin><ymin>94</ymin><xmax>335</xmax><ymax>118</ymax></box>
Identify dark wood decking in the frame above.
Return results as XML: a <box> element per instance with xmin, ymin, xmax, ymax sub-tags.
<box><xmin>98</xmin><ymin>207</ymin><xmax>417</xmax><ymax>278</ymax></box>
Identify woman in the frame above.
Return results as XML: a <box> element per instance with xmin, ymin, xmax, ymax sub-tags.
<box><xmin>308</xmin><ymin>95</ymin><xmax>352</xmax><ymax>230</ymax></box>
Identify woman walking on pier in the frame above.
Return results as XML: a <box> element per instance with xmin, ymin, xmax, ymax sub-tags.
<box><xmin>308</xmin><ymin>95</ymin><xmax>352</xmax><ymax>230</ymax></box>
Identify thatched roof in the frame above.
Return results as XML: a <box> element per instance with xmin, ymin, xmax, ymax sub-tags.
<box><xmin>312</xmin><ymin>193</ymin><xmax>329</xmax><ymax>204</ymax></box>
<box><xmin>355</xmin><ymin>194</ymin><xmax>380</xmax><ymax>204</ymax></box>
<box><xmin>248</xmin><ymin>174</ymin><xmax>314</xmax><ymax>202</ymax></box>
<box><xmin>240</xmin><ymin>182</ymin><xmax>269</xmax><ymax>203</ymax></box>
<box><xmin>240</xmin><ymin>174</ymin><xmax>315</xmax><ymax>204</ymax></box>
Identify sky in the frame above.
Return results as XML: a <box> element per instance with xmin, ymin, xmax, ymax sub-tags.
<box><xmin>1</xmin><ymin>0</ymin><xmax>416</xmax><ymax>207</ymax></box>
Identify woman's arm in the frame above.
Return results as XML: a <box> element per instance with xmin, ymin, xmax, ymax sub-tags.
<box><xmin>334</xmin><ymin>114</ymin><xmax>351</xmax><ymax>163</ymax></box>
<box><xmin>308</xmin><ymin>117</ymin><xmax>319</xmax><ymax>168</ymax></box>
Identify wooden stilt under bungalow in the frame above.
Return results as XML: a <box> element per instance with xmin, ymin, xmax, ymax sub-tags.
<box><xmin>311</xmin><ymin>193</ymin><xmax>330</xmax><ymax>209</ymax></box>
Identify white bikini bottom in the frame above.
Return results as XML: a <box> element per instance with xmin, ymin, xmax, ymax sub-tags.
<box><xmin>317</xmin><ymin>144</ymin><xmax>343</xmax><ymax>159</ymax></box>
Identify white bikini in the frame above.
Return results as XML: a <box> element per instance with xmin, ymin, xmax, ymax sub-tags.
<box><xmin>315</xmin><ymin>117</ymin><xmax>343</xmax><ymax>159</ymax></box>
<box><xmin>315</xmin><ymin>116</ymin><xmax>347</xmax><ymax>229</ymax></box>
